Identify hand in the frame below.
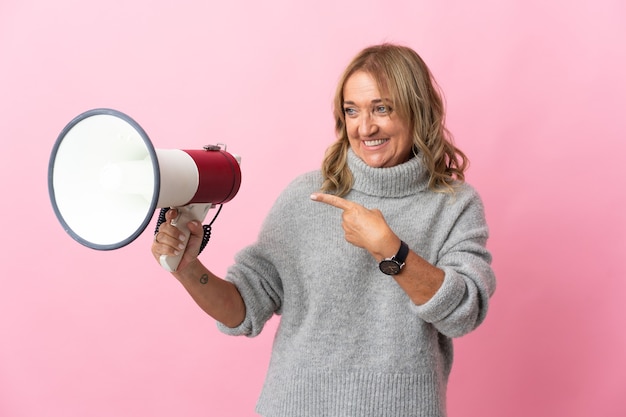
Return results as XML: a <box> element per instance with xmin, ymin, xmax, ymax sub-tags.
<box><xmin>151</xmin><ymin>208</ymin><xmax>205</xmax><ymax>272</ymax></box>
<box><xmin>310</xmin><ymin>193</ymin><xmax>401</xmax><ymax>260</ymax></box>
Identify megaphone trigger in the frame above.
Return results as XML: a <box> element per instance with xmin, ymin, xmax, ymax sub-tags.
<box><xmin>159</xmin><ymin>203</ymin><xmax>214</xmax><ymax>272</ymax></box>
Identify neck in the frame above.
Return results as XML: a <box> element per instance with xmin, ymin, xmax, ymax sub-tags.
<box><xmin>347</xmin><ymin>149</ymin><xmax>430</xmax><ymax>197</ymax></box>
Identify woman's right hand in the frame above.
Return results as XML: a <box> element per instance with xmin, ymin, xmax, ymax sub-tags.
<box><xmin>151</xmin><ymin>208</ymin><xmax>205</xmax><ymax>273</ymax></box>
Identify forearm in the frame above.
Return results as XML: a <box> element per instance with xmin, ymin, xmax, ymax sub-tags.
<box><xmin>172</xmin><ymin>259</ymin><xmax>246</xmax><ymax>328</ymax></box>
<box><xmin>371</xmin><ymin>235</ymin><xmax>444</xmax><ymax>306</ymax></box>
<box><xmin>392</xmin><ymin>250</ymin><xmax>444</xmax><ymax>305</ymax></box>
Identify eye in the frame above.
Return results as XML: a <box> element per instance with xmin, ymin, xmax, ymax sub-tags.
<box><xmin>375</xmin><ymin>105</ymin><xmax>390</xmax><ymax>114</ymax></box>
<box><xmin>343</xmin><ymin>107</ymin><xmax>357</xmax><ymax>117</ymax></box>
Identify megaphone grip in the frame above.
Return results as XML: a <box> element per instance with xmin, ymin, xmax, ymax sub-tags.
<box><xmin>155</xmin><ymin>207</ymin><xmax>217</xmax><ymax>255</ymax></box>
<box><xmin>158</xmin><ymin>203</ymin><xmax>213</xmax><ymax>272</ymax></box>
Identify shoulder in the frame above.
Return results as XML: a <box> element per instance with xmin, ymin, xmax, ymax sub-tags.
<box><xmin>267</xmin><ymin>170</ymin><xmax>322</xmax><ymax>212</ymax></box>
<box><xmin>259</xmin><ymin>170</ymin><xmax>323</xmax><ymax>234</ymax></box>
<box><xmin>422</xmin><ymin>181</ymin><xmax>488</xmax><ymax>230</ymax></box>
<box><xmin>447</xmin><ymin>181</ymin><xmax>490</xmax><ymax>231</ymax></box>
<box><xmin>454</xmin><ymin>181</ymin><xmax>484</xmax><ymax>204</ymax></box>
<box><xmin>277</xmin><ymin>170</ymin><xmax>323</xmax><ymax>199</ymax></box>
<box><xmin>432</xmin><ymin>180</ymin><xmax>485</xmax><ymax>208</ymax></box>
<box><xmin>286</xmin><ymin>170</ymin><xmax>323</xmax><ymax>190</ymax></box>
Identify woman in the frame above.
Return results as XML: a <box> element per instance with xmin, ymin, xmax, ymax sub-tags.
<box><xmin>152</xmin><ymin>43</ymin><xmax>496</xmax><ymax>417</ymax></box>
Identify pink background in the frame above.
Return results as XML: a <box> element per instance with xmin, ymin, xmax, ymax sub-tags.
<box><xmin>1</xmin><ymin>0</ymin><xmax>625</xmax><ymax>416</ymax></box>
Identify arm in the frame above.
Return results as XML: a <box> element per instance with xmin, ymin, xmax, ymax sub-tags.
<box><xmin>310</xmin><ymin>193</ymin><xmax>443</xmax><ymax>305</ymax></box>
<box><xmin>384</xmin><ymin>243</ymin><xmax>445</xmax><ymax>306</ymax></box>
<box><xmin>310</xmin><ymin>191</ymin><xmax>495</xmax><ymax>337</ymax></box>
<box><xmin>152</xmin><ymin>209</ymin><xmax>246</xmax><ymax>328</ymax></box>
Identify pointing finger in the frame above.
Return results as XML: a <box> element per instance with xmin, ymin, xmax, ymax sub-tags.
<box><xmin>310</xmin><ymin>193</ymin><xmax>356</xmax><ymax>211</ymax></box>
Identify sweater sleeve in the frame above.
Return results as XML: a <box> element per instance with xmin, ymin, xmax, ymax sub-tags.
<box><xmin>215</xmin><ymin>181</ymin><xmax>296</xmax><ymax>337</ymax></box>
<box><xmin>216</xmin><ymin>243</ymin><xmax>284</xmax><ymax>337</ymax></box>
<box><xmin>410</xmin><ymin>189</ymin><xmax>496</xmax><ymax>338</ymax></box>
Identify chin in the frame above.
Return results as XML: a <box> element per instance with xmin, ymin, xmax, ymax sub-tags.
<box><xmin>362</xmin><ymin>156</ymin><xmax>390</xmax><ymax>168</ymax></box>
<box><xmin>353</xmin><ymin>147</ymin><xmax>400</xmax><ymax>168</ymax></box>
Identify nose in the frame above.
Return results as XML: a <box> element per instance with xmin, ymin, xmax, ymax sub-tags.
<box><xmin>358</xmin><ymin>113</ymin><xmax>378</xmax><ymax>137</ymax></box>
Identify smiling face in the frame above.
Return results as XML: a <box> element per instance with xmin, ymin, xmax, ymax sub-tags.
<box><xmin>342</xmin><ymin>71</ymin><xmax>413</xmax><ymax>168</ymax></box>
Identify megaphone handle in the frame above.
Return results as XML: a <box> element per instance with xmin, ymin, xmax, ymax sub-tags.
<box><xmin>159</xmin><ymin>203</ymin><xmax>214</xmax><ymax>272</ymax></box>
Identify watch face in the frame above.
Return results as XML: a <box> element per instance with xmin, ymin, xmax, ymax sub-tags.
<box><xmin>379</xmin><ymin>260</ymin><xmax>401</xmax><ymax>275</ymax></box>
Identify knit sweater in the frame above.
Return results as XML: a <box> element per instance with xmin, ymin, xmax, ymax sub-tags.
<box><xmin>218</xmin><ymin>149</ymin><xmax>496</xmax><ymax>417</ymax></box>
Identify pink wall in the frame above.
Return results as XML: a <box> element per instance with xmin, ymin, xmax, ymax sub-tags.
<box><xmin>1</xmin><ymin>0</ymin><xmax>625</xmax><ymax>416</ymax></box>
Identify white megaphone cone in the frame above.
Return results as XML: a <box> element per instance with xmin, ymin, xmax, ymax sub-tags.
<box><xmin>48</xmin><ymin>108</ymin><xmax>242</xmax><ymax>272</ymax></box>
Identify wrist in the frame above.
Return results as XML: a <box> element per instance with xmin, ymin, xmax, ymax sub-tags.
<box><xmin>379</xmin><ymin>240</ymin><xmax>409</xmax><ymax>276</ymax></box>
<box><xmin>373</xmin><ymin>236</ymin><xmax>402</xmax><ymax>262</ymax></box>
<box><xmin>173</xmin><ymin>257</ymin><xmax>202</xmax><ymax>279</ymax></box>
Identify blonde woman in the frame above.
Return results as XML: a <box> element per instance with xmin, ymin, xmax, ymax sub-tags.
<box><xmin>153</xmin><ymin>43</ymin><xmax>496</xmax><ymax>417</ymax></box>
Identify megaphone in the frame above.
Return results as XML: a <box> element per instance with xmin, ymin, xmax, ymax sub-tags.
<box><xmin>48</xmin><ymin>108</ymin><xmax>242</xmax><ymax>272</ymax></box>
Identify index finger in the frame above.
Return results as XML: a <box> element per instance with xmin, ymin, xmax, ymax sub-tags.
<box><xmin>310</xmin><ymin>192</ymin><xmax>356</xmax><ymax>211</ymax></box>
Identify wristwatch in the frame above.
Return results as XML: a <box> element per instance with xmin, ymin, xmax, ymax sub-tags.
<box><xmin>379</xmin><ymin>240</ymin><xmax>409</xmax><ymax>275</ymax></box>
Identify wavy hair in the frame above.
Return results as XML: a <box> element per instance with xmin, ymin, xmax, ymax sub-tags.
<box><xmin>321</xmin><ymin>43</ymin><xmax>468</xmax><ymax>196</ymax></box>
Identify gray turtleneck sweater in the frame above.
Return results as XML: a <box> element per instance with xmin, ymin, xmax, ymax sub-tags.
<box><xmin>218</xmin><ymin>149</ymin><xmax>496</xmax><ymax>417</ymax></box>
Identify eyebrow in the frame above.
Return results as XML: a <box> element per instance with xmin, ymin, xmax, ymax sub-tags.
<box><xmin>343</xmin><ymin>98</ymin><xmax>385</xmax><ymax>106</ymax></box>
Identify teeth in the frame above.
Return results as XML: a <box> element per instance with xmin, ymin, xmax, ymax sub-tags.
<box><xmin>364</xmin><ymin>139</ymin><xmax>387</xmax><ymax>146</ymax></box>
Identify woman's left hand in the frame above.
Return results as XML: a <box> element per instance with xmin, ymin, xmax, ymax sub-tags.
<box><xmin>310</xmin><ymin>192</ymin><xmax>401</xmax><ymax>260</ymax></box>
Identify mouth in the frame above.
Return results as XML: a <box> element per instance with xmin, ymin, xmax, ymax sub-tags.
<box><xmin>363</xmin><ymin>139</ymin><xmax>389</xmax><ymax>147</ymax></box>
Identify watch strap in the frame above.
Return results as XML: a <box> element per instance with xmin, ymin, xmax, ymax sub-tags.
<box><xmin>394</xmin><ymin>240</ymin><xmax>409</xmax><ymax>264</ymax></box>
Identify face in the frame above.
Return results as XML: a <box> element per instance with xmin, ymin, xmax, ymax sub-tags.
<box><xmin>342</xmin><ymin>71</ymin><xmax>413</xmax><ymax>168</ymax></box>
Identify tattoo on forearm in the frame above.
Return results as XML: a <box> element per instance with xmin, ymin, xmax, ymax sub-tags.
<box><xmin>199</xmin><ymin>274</ymin><xmax>209</xmax><ymax>284</ymax></box>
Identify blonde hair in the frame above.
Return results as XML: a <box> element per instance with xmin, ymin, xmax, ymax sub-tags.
<box><xmin>321</xmin><ymin>43</ymin><xmax>468</xmax><ymax>196</ymax></box>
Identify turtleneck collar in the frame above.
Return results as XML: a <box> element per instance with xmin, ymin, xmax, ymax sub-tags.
<box><xmin>347</xmin><ymin>148</ymin><xmax>430</xmax><ymax>198</ymax></box>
